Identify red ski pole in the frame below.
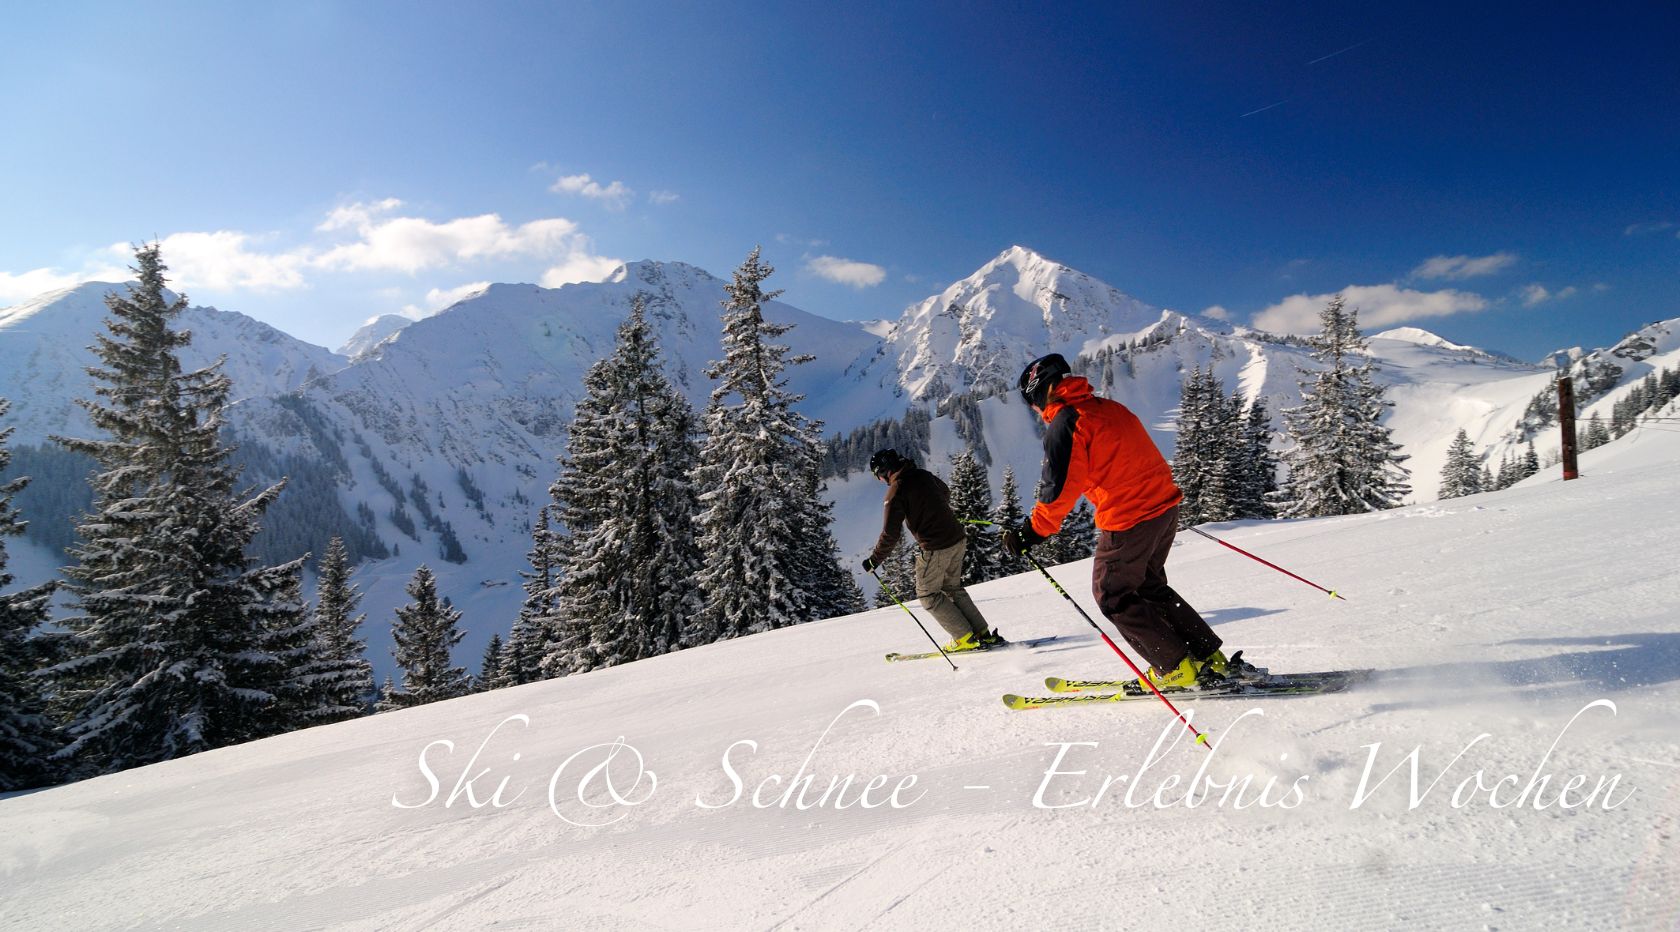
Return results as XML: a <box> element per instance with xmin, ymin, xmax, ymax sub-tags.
<box><xmin>1188</xmin><ymin>527</ymin><xmax>1346</xmax><ymax>600</ymax></box>
<box><xmin>1024</xmin><ymin>552</ymin><xmax>1211</xmax><ymax>750</ymax></box>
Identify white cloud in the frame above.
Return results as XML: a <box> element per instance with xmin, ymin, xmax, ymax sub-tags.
<box><xmin>648</xmin><ymin>190</ymin><xmax>680</xmax><ymax>206</ymax></box>
<box><xmin>776</xmin><ymin>233</ymin><xmax>828</xmax><ymax>249</ymax></box>
<box><xmin>315</xmin><ymin>213</ymin><xmax>585</xmax><ymax>274</ymax></box>
<box><xmin>551</xmin><ymin>173</ymin><xmax>634</xmax><ymax>210</ymax></box>
<box><xmin>317</xmin><ymin>198</ymin><xmax>404</xmax><ymax>232</ymax></box>
<box><xmin>540</xmin><ymin>246</ymin><xmax>623</xmax><ymax>288</ymax></box>
<box><xmin>4</xmin><ymin>198</ymin><xmax>619</xmax><ymax>307</ymax></box>
<box><xmin>1411</xmin><ymin>251</ymin><xmax>1518</xmax><ymax>280</ymax></box>
<box><xmin>1623</xmin><ymin>220</ymin><xmax>1676</xmax><ymax>236</ymax></box>
<box><xmin>1521</xmin><ymin>283</ymin><xmax>1579</xmax><ymax>307</ymax></box>
<box><xmin>141</xmin><ymin>230</ymin><xmax>311</xmax><ymax>291</ymax></box>
<box><xmin>426</xmin><ymin>281</ymin><xmax>491</xmax><ymax>310</ymax></box>
<box><xmin>1201</xmin><ymin>305</ymin><xmax>1231</xmax><ymax>321</ymax></box>
<box><xmin>1253</xmin><ymin>284</ymin><xmax>1489</xmax><ymax>334</ymax></box>
<box><xmin>0</xmin><ymin>264</ymin><xmax>125</xmax><ymax>303</ymax></box>
<box><xmin>806</xmin><ymin>255</ymin><xmax>886</xmax><ymax>289</ymax></box>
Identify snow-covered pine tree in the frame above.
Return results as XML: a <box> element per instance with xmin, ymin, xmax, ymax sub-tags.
<box><xmin>374</xmin><ymin>676</ymin><xmax>399</xmax><ymax>714</ymax></box>
<box><xmin>301</xmin><ymin>536</ymin><xmax>374</xmax><ymax>723</ymax></box>
<box><xmin>477</xmin><ymin>634</ymin><xmax>504</xmax><ymax>693</ymax></box>
<box><xmin>505</xmin><ymin>506</ymin><xmax>558</xmax><ymax>686</ymax></box>
<box><xmin>1583</xmin><ymin>413</ymin><xmax>1610</xmax><ymax>450</ymax></box>
<box><xmin>1039</xmin><ymin>501</ymin><xmax>1097</xmax><ymax>565</ymax></box>
<box><xmin>544</xmin><ymin>294</ymin><xmax>707</xmax><ymax>673</ymax></box>
<box><xmin>1171</xmin><ymin>366</ymin><xmax>1214</xmax><ymax>524</ymax></box>
<box><xmin>49</xmin><ymin>245</ymin><xmax>308</xmax><ymax>773</ymax></box>
<box><xmin>870</xmin><ymin>538</ymin><xmax>919</xmax><ymax>609</ymax></box>
<box><xmin>694</xmin><ymin>248</ymin><xmax>844</xmax><ymax>640</ymax></box>
<box><xmin>1520</xmin><ymin>440</ymin><xmax>1540</xmax><ymax>480</ymax></box>
<box><xmin>386</xmin><ymin>564</ymin><xmax>469</xmax><ymax>707</ymax></box>
<box><xmin>989</xmin><ymin>466</ymin><xmax>1028</xmax><ymax>579</ymax></box>
<box><xmin>785</xmin><ymin>446</ymin><xmax>865</xmax><ymax>622</ymax></box>
<box><xmin>1437</xmin><ymin>429</ymin><xmax>1483</xmax><ymax>500</ymax></box>
<box><xmin>0</xmin><ymin>398</ymin><xmax>60</xmax><ymax>791</ymax></box>
<box><xmin>1276</xmin><ymin>295</ymin><xmax>1411</xmax><ymax>517</ymax></box>
<box><xmin>1233</xmin><ymin>394</ymin><xmax>1279</xmax><ymax>519</ymax></box>
<box><xmin>946</xmin><ymin>450</ymin><xmax>998</xmax><ymax>583</ymax></box>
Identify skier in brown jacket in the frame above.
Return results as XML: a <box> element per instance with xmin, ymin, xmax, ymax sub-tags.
<box><xmin>862</xmin><ymin>449</ymin><xmax>1000</xmax><ymax>651</ymax></box>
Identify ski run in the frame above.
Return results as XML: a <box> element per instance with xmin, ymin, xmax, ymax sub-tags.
<box><xmin>1</xmin><ymin>427</ymin><xmax>1678</xmax><ymax>929</ymax></box>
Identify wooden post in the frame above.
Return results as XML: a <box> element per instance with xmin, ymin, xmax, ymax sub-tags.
<box><xmin>1557</xmin><ymin>375</ymin><xmax>1579</xmax><ymax>480</ymax></box>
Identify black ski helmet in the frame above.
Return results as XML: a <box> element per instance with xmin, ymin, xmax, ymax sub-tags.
<box><xmin>1018</xmin><ymin>353</ymin><xmax>1071</xmax><ymax>409</ymax></box>
<box><xmin>869</xmin><ymin>448</ymin><xmax>907</xmax><ymax>479</ymax></box>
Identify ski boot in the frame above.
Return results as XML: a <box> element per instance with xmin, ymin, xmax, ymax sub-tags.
<box><xmin>942</xmin><ymin>632</ymin><xmax>984</xmax><ymax>653</ymax></box>
<box><xmin>1201</xmin><ymin>649</ymin><xmax>1267</xmax><ymax>681</ymax></box>
<box><xmin>1137</xmin><ymin>655</ymin><xmax>1203</xmax><ymax>692</ymax></box>
<box><xmin>977</xmin><ymin>629</ymin><xmax>1007</xmax><ymax>649</ymax></box>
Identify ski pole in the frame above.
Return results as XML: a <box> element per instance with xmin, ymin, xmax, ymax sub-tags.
<box><xmin>1021</xmin><ymin>551</ymin><xmax>1211</xmax><ymax>749</ymax></box>
<box><xmin>964</xmin><ymin>520</ymin><xmax>1208</xmax><ymax>749</ymax></box>
<box><xmin>1187</xmin><ymin>527</ymin><xmax>1346</xmax><ymax>600</ymax></box>
<box><xmin>872</xmin><ymin>569</ymin><xmax>958</xmax><ymax>671</ymax></box>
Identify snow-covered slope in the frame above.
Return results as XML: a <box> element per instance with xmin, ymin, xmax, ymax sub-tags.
<box><xmin>1</xmin><ymin>254</ymin><xmax>1671</xmax><ymax>690</ymax></box>
<box><xmin>0</xmin><ymin>282</ymin><xmax>347</xmax><ymax>444</ymax></box>
<box><xmin>4</xmin><ymin>437</ymin><xmax>1676</xmax><ymax>930</ymax></box>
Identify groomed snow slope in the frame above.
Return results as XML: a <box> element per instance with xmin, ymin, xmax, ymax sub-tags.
<box><xmin>2</xmin><ymin>435</ymin><xmax>1677</xmax><ymax>930</ymax></box>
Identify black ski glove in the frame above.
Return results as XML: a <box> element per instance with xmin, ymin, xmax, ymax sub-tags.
<box><xmin>1002</xmin><ymin>522</ymin><xmax>1046</xmax><ymax>557</ymax></box>
<box><xmin>862</xmin><ymin>556</ymin><xmax>879</xmax><ymax>574</ymax></box>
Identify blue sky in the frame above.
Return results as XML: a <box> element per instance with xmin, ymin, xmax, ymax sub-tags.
<box><xmin>2</xmin><ymin>1</ymin><xmax>1675</xmax><ymax>360</ymax></box>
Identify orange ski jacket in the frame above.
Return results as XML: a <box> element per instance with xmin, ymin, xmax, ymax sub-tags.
<box><xmin>1029</xmin><ymin>376</ymin><xmax>1183</xmax><ymax>536</ymax></box>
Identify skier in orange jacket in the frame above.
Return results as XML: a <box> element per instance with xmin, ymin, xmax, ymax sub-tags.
<box><xmin>1002</xmin><ymin>353</ymin><xmax>1252</xmax><ymax>689</ymax></box>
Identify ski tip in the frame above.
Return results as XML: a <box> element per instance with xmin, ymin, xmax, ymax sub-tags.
<box><xmin>1000</xmin><ymin>694</ymin><xmax>1028</xmax><ymax>710</ymax></box>
<box><xmin>1045</xmin><ymin>676</ymin><xmax>1071</xmax><ymax>692</ymax></box>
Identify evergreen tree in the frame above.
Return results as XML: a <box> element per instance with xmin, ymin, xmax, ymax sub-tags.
<box><xmin>1041</xmin><ymin>501</ymin><xmax>1097</xmax><ymax>564</ymax></box>
<box><xmin>1173</xmin><ymin>369</ymin><xmax>1255</xmax><ymax>525</ymax></box>
<box><xmin>477</xmin><ymin>634</ymin><xmax>504</xmax><ymax>693</ymax></box>
<box><xmin>506</xmin><ymin>506</ymin><xmax>558</xmax><ymax>685</ymax></box>
<box><xmin>1437</xmin><ymin>429</ymin><xmax>1483</xmax><ymax>499</ymax></box>
<box><xmin>1520</xmin><ymin>440</ymin><xmax>1540</xmax><ymax>480</ymax></box>
<box><xmin>0</xmin><ymin>399</ymin><xmax>60</xmax><ymax>791</ymax></box>
<box><xmin>304</xmin><ymin>536</ymin><xmax>374</xmax><ymax>722</ymax></box>
<box><xmin>1276</xmin><ymin>295</ymin><xmax>1411</xmax><ymax>517</ymax></box>
<box><xmin>1233</xmin><ymin>395</ymin><xmax>1279</xmax><ymax>519</ymax></box>
<box><xmin>1171</xmin><ymin>367</ymin><xmax>1214</xmax><ymax>524</ymax></box>
<box><xmin>387</xmin><ymin>565</ymin><xmax>469</xmax><ymax>707</ymax></box>
<box><xmin>1583</xmin><ymin>413</ymin><xmax>1610</xmax><ymax>450</ymax></box>
<box><xmin>49</xmin><ymin>245</ymin><xmax>308</xmax><ymax>773</ymax></box>
<box><xmin>989</xmin><ymin>467</ymin><xmax>1028</xmax><ymax>578</ymax></box>
<box><xmin>946</xmin><ymin>450</ymin><xmax>998</xmax><ymax>583</ymax></box>
<box><xmin>693</xmin><ymin>249</ymin><xmax>846</xmax><ymax>640</ymax></box>
<box><xmin>870</xmin><ymin>538</ymin><xmax>919</xmax><ymax>609</ymax></box>
<box><xmin>786</xmin><ymin>451</ymin><xmax>866</xmax><ymax>621</ymax></box>
<box><xmin>374</xmin><ymin>675</ymin><xmax>400</xmax><ymax>714</ymax></box>
<box><xmin>544</xmin><ymin>294</ymin><xmax>707</xmax><ymax>674</ymax></box>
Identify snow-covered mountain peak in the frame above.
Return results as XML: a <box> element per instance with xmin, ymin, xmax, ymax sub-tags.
<box><xmin>0</xmin><ymin>281</ymin><xmax>346</xmax><ymax>444</ymax></box>
<box><xmin>609</xmin><ymin>258</ymin><xmax>723</xmax><ymax>292</ymax></box>
<box><xmin>1372</xmin><ymin>326</ymin><xmax>1472</xmax><ymax>350</ymax></box>
<box><xmin>0</xmin><ymin>280</ymin><xmax>130</xmax><ymax>334</ymax></box>
<box><xmin>879</xmin><ymin>247</ymin><xmax>1165</xmax><ymax>400</ymax></box>
<box><xmin>338</xmin><ymin>314</ymin><xmax>413</xmax><ymax>359</ymax></box>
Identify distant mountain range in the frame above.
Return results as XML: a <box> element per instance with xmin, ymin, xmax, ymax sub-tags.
<box><xmin>3</xmin><ymin>246</ymin><xmax>1675</xmax><ymax>681</ymax></box>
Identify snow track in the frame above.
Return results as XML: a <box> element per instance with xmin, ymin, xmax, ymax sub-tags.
<box><xmin>3</xmin><ymin>434</ymin><xmax>1678</xmax><ymax>930</ymax></box>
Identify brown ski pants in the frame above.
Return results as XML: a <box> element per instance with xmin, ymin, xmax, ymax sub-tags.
<box><xmin>1091</xmin><ymin>505</ymin><xmax>1221</xmax><ymax>672</ymax></box>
